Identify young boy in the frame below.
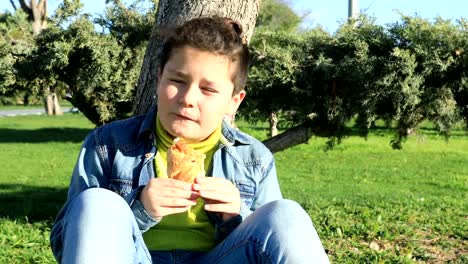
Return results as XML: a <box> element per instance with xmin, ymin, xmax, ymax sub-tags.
<box><xmin>50</xmin><ymin>16</ymin><xmax>329</xmax><ymax>263</ymax></box>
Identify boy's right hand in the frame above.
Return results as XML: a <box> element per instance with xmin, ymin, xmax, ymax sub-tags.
<box><xmin>140</xmin><ymin>178</ymin><xmax>199</xmax><ymax>218</ymax></box>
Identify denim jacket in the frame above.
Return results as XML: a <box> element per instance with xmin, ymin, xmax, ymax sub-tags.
<box><xmin>50</xmin><ymin>107</ymin><xmax>282</xmax><ymax>259</ymax></box>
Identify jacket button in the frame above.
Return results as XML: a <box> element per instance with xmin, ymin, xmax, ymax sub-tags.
<box><xmin>145</xmin><ymin>153</ymin><xmax>152</xmax><ymax>158</ymax></box>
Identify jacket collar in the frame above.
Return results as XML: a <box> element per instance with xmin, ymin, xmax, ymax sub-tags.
<box><xmin>221</xmin><ymin>119</ymin><xmax>253</xmax><ymax>145</ymax></box>
<box><xmin>137</xmin><ymin>107</ymin><xmax>254</xmax><ymax>145</ymax></box>
<box><xmin>137</xmin><ymin>107</ymin><xmax>157</xmax><ymax>142</ymax></box>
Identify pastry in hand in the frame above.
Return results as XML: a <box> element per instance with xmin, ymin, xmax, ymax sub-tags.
<box><xmin>167</xmin><ymin>138</ymin><xmax>206</xmax><ymax>183</ymax></box>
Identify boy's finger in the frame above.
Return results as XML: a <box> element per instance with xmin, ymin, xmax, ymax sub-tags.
<box><xmin>158</xmin><ymin>189</ymin><xmax>199</xmax><ymax>200</ymax></box>
<box><xmin>157</xmin><ymin>197</ymin><xmax>198</xmax><ymax>207</ymax></box>
<box><xmin>195</xmin><ymin>176</ymin><xmax>229</xmax><ymax>185</ymax></box>
<box><xmin>156</xmin><ymin>178</ymin><xmax>194</xmax><ymax>190</ymax></box>
<box><xmin>199</xmin><ymin>189</ymin><xmax>237</xmax><ymax>203</ymax></box>
<box><xmin>193</xmin><ymin>177</ymin><xmax>235</xmax><ymax>192</ymax></box>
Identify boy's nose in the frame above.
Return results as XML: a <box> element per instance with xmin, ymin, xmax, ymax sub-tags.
<box><xmin>178</xmin><ymin>84</ymin><xmax>199</xmax><ymax>107</ymax></box>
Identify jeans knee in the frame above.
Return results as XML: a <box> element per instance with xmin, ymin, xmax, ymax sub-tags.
<box><xmin>264</xmin><ymin>199</ymin><xmax>311</xmax><ymax>224</ymax></box>
<box><xmin>70</xmin><ymin>188</ymin><xmax>130</xmax><ymax>219</ymax></box>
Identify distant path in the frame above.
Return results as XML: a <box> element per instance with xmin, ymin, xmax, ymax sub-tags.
<box><xmin>0</xmin><ymin>107</ymin><xmax>73</xmax><ymax>117</ymax></box>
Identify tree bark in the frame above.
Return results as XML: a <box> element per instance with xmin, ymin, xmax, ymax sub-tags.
<box><xmin>9</xmin><ymin>0</ymin><xmax>18</xmax><ymax>11</ymax></box>
<box><xmin>262</xmin><ymin>123</ymin><xmax>313</xmax><ymax>153</ymax></box>
<box><xmin>133</xmin><ymin>0</ymin><xmax>261</xmax><ymax>116</ymax></box>
<box><xmin>30</xmin><ymin>0</ymin><xmax>48</xmax><ymax>36</ymax></box>
<box><xmin>43</xmin><ymin>88</ymin><xmax>63</xmax><ymax>116</ymax></box>
<box><xmin>17</xmin><ymin>1</ymin><xmax>59</xmax><ymax>115</ymax></box>
<box><xmin>262</xmin><ymin>120</ymin><xmax>334</xmax><ymax>153</ymax></box>
<box><xmin>269</xmin><ymin>111</ymin><xmax>278</xmax><ymax>137</ymax></box>
<box><xmin>16</xmin><ymin>0</ymin><xmax>48</xmax><ymax>35</ymax></box>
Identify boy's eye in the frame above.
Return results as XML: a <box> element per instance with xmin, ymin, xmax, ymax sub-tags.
<box><xmin>170</xmin><ymin>79</ymin><xmax>184</xmax><ymax>84</ymax></box>
<box><xmin>202</xmin><ymin>87</ymin><xmax>218</xmax><ymax>93</ymax></box>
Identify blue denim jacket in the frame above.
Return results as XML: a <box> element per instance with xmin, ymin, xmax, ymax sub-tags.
<box><xmin>50</xmin><ymin>107</ymin><xmax>282</xmax><ymax>259</ymax></box>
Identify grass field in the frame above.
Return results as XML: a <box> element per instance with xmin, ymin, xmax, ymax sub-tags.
<box><xmin>0</xmin><ymin>113</ymin><xmax>467</xmax><ymax>263</ymax></box>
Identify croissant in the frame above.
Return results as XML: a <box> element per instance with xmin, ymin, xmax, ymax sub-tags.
<box><xmin>167</xmin><ymin>138</ymin><xmax>205</xmax><ymax>183</ymax></box>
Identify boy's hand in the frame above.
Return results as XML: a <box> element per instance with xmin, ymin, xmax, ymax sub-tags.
<box><xmin>193</xmin><ymin>177</ymin><xmax>240</xmax><ymax>221</ymax></box>
<box><xmin>140</xmin><ymin>178</ymin><xmax>199</xmax><ymax>218</ymax></box>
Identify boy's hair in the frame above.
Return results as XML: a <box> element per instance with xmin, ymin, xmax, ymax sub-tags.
<box><xmin>159</xmin><ymin>16</ymin><xmax>250</xmax><ymax>95</ymax></box>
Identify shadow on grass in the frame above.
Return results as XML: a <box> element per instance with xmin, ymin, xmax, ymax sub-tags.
<box><xmin>0</xmin><ymin>184</ymin><xmax>67</xmax><ymax>222</ymax></box>
<box><xmin>0</xmin><ymin>128</ymin><xmax>91</xmax><ymax>143</ymax></box>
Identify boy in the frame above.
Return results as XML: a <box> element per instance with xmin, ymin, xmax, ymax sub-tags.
<box><xmin>50</xmin><ymin>16</ymin><xmax>329</xmax><ymax>263</ymax></box>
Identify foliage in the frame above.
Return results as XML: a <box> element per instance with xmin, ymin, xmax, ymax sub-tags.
<box><xmin>1</xmin><ymin>3</ymin><xmax>467</xmax><ymax>147</ymax></box>
<box><xmin>0</xmin><ymin>114</ymin><xmax>466</xmax><ymax>262</ymax></box>
<box><xmin>2</xmin><ymin>0</ymin><xmax>157</xmax><ymax>125</ymax></box>
<box><xmin>255</xmin><ymin>0</ymin><xmax>301</xmax><ymax>33</ymax></box>
<box><xmin>0</xmin><ymin>10</ymin><xmax>34</xmax><ymax>97</ymax></box>
<box><xmin>242</xmin><ymin>14</ymin><xmax>468</xmax><ymax>148</ymax></box>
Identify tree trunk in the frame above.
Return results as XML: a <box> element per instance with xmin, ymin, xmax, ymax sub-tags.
<box><xmin>269</xmin><ymin>111</ymin><xmax>278</xmax><ymax>137</ymax></box>
<box><xmin>16</xmin><ymin>1</ymin><xmax>58</xmax><ymax>115</ymax></box>
<box><xmin>51</xmin><ymin>93</ymin><xmax>63</xmax><ymax>115</ymax></box>
<box><xmin>133</xmin><ymin>0</ymin><xmax>261</xmax><ymax>115</ymax></box>
<box><xmin>16</xmin><ymin>0</ymin><xmax>48</xmax><ymax>36</ymax></box>
<box><xmin>262</xmin><ymin>120</ymin><xmax>334</xmax><ymax>153</ymax></box>
<box><xmin>31</xmin><ymin>0</ymin><xmax>48</xmax><ymax>36</ymax></box>
<box><xmin>23</xmin><ymin>93</ymin><xmax>29</xmax><ymax>106</ymax></box>
<box><xmin>44</xmin><ymin>93</ymin><xmax>53</xmax><ymax>115</ymax></box>
<box><xmin>262</xmin><ymin>123</ymin><xmax>313</xmax><ymax>153</ymax></box>
<box><xmin>43</xmin><ymin>88</ymin><xmax>63</xmax><ymax>116</ymax></box>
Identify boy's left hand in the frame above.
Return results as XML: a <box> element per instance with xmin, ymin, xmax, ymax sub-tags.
<box><xmin>193</xmin><ymin>177</ymin><xmax>240</xmax><ymax>221</ymax></box>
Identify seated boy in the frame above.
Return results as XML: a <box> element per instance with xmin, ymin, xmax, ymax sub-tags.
<box><xmin>50</xmin><ymin>16</ymin><xmax>329</xmax><ymax>263</ymax></box>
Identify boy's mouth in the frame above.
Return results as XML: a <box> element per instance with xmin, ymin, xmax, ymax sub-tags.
<box><xmin>174</xmin><ymin>113</ymin><xmax>195</xmax><ymax>122</ymax></box>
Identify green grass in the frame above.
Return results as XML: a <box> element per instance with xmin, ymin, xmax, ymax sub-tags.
<box><xmin>0</xmin><ymin>114</ymin><xmax>94</xmax><ymax>263</ymax></box>
<box><xmin>0</xmin><ymin>114</ymin><xmax>467</xmax><ymax>263</ymax></box>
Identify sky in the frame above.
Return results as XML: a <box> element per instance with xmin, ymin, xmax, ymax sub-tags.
<box><xmin>1</xmin><ymin>0</ymin><xmax>467</xmax><ymax>33</ymax></box>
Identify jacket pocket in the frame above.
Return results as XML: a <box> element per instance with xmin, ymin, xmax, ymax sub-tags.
<box><xmin>109</xmin><ymin>179</ymin><xmax>133</xmax><ymax>197</ymax></box>
<box><xmin>235</xmin><ymin>181</ymin><xmax>256</xmax><ymax>208</ymax></box>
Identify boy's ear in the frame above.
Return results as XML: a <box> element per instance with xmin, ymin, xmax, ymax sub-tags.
<box><xmin>157</xmin><ymin>68</ymin><xmax>162</xmax><ymax>81</ymax></box>
<box><xmin>229</xmin><ymin>90</ymin><xmax>246</xmax><ymax>114</ymax></box>
<box><xmin>156</xmin><ymin>68</ymin><xmax>163</xmax><ymax>95</ymax></box>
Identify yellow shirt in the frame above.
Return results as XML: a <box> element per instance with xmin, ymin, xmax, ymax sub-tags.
<box><xmin>143</xmin><ymin>116</ymin><xmax>221</xmax><ymax>251</ymax></box>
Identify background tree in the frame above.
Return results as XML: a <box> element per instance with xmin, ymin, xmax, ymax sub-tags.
<box><xmin>5</xmin><ymin>1</ymin><xmax>466</xmax><ymax>151</ymax></box>
<box><xmin>255</xmin><ymin>0</ymin><xmax>301</xmax><ymax>33</ymax></box>
<box><xmin>246</xmin><ymin>14</ymin><xmax>468</xmax><ymax>152</ymax></box>
<box><xmin>12</xmin><ymin>0</ymin><xmax>157</xmax><ymax>125</ymax></box>
<box><xmin>250</xmin><ymin>0</ymin><xmax>303</xmax><ymax>136</ymax></box>
<box><xmin>0</xmin><ymin>10</ymin><xmax>35</xmax><ymax>105</ymax></box>
<box><xmin>9</xmin><ymin>0</ymin><xmax>47</xmax><ymax>36</ymax></box>
<box><xmin>8</xmin><ymin>0</ymin><xmax>64</xmax><ymax>115</ymax></box>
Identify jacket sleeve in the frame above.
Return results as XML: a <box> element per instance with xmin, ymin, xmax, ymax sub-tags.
<box><xmin>251</xmin><ymin>154</ymin><xmax>283</xmax><ymax>210</ymax></box>
<box><xmin>128</xmin><ymin>186</ymin><xmax>162</xmax><ymax>232</ymax></box>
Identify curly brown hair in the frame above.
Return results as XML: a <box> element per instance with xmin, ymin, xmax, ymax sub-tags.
<box><xmin>159</xmin><ymin>16</ymin><xmax>249</xmax><ymax>95</ymax></box>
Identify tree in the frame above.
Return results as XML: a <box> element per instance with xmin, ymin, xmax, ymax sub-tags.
<box><xmin>9</xmin><ymin>0</ymin><xmax>47</xmax><ymax>36</ymax></box>
<box><xmin>251</xmin><ymin>0</ymin><xmax>302</xmax><ymax>136</ymax></box>
<box><xmin>133</xmin><ymin>0</ymin><xmax>261</xmax><ymax>116</ymax></box>
<box><xmin>0</xmin><ymin>11</ymin><xmax>35</xmax><ymax>103</ymax></box>
<box><xmin>10</xmin><ymin>1</ymin><xmax>465</xmax><ymax>151</ymax></box>
<box><xmin>255</xmin><ymin>0</ymin><xmax>301</xmax><ymax>33</ymax></box>
<box><xmin>248</xmin><ymin>14</ymin><xmax>468</xmax><ymax>152</ymax></box>
<box><xmin>17</xmin><ymin>0</ymin><xmax>157</xmax><ymax>125</ymax></box>
<box><xmin>8</xmin><ymin>0</ymin><xmax>63</xmax><ymax>114</ymax></box>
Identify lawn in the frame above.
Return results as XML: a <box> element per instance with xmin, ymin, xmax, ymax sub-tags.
<box><xmin>0</xmin><ymin>113</ymin><xmax>467</xmax><ymax>263</ymax></box>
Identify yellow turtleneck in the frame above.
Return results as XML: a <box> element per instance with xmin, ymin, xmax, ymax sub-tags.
<box><xmin>143</xmin><ymin>116</ymin><xmax>221</xmax><ymax>251</ymax></box>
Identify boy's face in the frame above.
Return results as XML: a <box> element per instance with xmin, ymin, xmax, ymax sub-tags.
<box><xmin>157</xmin><ymin>46</ymin><xmax>245</xmax><ymax>142</ymax></box>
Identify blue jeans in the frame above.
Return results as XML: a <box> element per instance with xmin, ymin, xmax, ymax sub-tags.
<box><xmin>60</xmin><ymin>188</ymin><xmax>329</xmax><ymax>264</ymax></box>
